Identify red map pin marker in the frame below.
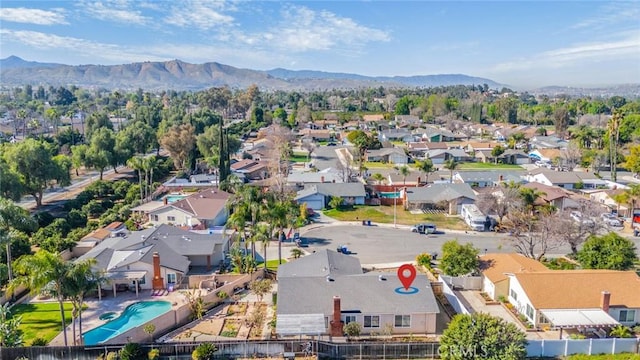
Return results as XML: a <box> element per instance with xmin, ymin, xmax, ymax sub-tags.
<box><xmin>397</xmin><ymin>264</ymin><xmax>416</xmax><ymax>290</ymax></box>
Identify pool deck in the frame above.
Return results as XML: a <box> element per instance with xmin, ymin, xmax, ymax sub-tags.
<box><xmin>46</xmin><ymin>288</ymin><xmax>201</xmax><ymax>346</ymax></box>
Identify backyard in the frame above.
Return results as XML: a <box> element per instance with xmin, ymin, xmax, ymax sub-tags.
<box><xmin>256</xmin><ymin>259</ymin><xmax>288</xmax><ymax>271</ymax></box>
<box><xmin>324</xmin><ymin>205</ymin><xmax>467</xmax><ymax>230</ymax></box>
<box><xmin>12</xmin><ymin>302</ymin><xmax>74</xmax><ymax>345</ymax></box>
<box><xmin>290</xmin><ymin>152</ymin><xmax>310</xmax><ymax>163</ymax></box>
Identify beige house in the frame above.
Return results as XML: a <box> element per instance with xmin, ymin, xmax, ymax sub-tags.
<box><xmin>479</xmin><ymin>253</ymin><xmax>548</xmax><ymax>301</ymax></box>
<box><xmin>148</xmin><ymin>189</ymin><xmax>230</xmax><ymax>229</ymax></box>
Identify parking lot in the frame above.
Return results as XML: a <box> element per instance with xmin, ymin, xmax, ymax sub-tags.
<box><xmin>301</xmin><ymin>224</ymin><xmax>516</xmax><ymax>266</ymax></box>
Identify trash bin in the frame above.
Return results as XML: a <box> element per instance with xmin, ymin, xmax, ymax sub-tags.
<box><xmin>362</xmin><ymin>220</ymin><xmax>366</xmax><ymax>226</ymax></box>
<box><xmin>367</xmin><ymin>220</ymin><xmax>372</xmax><ymax>226</ymax></box>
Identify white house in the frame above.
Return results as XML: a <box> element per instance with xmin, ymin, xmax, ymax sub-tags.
<box><xmin>295</xmin><ymin>183</ymin><xmax>366</xmax><ymax>210</ymax></box>
<box><xmin>479</xmin><ymin>253</ymin><xmax>547</xmax><ymax>301</ymax></box>
<box><xmin>147</xmin><ymin>189</ymin><xmax>230</xmax><ymax>229</ymax></box>
<box><xmin>506</xmin><ymin>270</ymin><xmax>640</xmax><ymax>334</ymax></box>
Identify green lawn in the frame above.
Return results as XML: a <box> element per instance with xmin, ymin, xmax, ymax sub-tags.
<box><xmin>362</xmin><ymin>161</ymin><xmax>396</xmax><ymax>169</ymax></box>
<box><xmin>257</xmin><ymin>259</ymin><xmax>288</xmax><ymax>271</ymax></box>
<box><xmin>290</xmin><ymin>152</ymin><xmax>310</xmax><ymax>163</ymax></box>
<box><xmin>324</xmin><ymin>205</ymin><xmax>467</xmax><ymax>230</ymax></box>
<box><xmin>457</xmin><ymin>162</ymin><xmax>523</xmax><ymax>170</ymax></box>
<box><xmin>12</xmin><ymin>302</ymin><xmax>74</xmax><ymax>345</ymax></box>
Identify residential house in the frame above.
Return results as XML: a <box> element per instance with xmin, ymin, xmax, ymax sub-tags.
<box><xmin>521</xmin><ymin>182</ymin><xmax>578</xmax><ymax>211</ymax></box>
<box><xmin>403</xmin><ymin>183</ymin><xmax>476</xmax><ymax>214</ymax></box>
<box><xmin>276</xmin><ymin>250</ymin><xmax>440</xmax><ymax>336</ymax></box>
<box><xmin>453</xmin><ymin>171</ymin><xmax>525</xmax><ymax>188</ymax></box>
<box><xmin>462</xmin><ymin>141</ymin><xmax>499</xmax><ymax>154</ymax></box>
<box><xmin>588</xmin><ymin>189</ymin><xmax>629</xmax><ymax>216</ymax></box>
<box><xmin>299</xmin><ymin>128</ymin><xmax>333</xmax><ymax>141</ymax></box>
<box><xmin>362</xmin><ymin>114</ymin><xmax>385</xmax><ymax>123</ymax></box>
<box><xmin>378</xmin><ymin>129</ymin><xmax>412</xmax><ymax>143</ymax></box>
<box><xmin>507</xmin><ymin>270</ymin><xmax>640</xmax><ymax>333</ymax></box>
<box><xmin>528</xmin><ymin>149</ymin><xmax>562</xmax><ymax>163</ymax></box>
<box><xmin>230</xmin><ymin>159</ymin><xmax>269</xmax><ymax>180</ymax></box>
<box><xmin>394</xmin><ymin>115</ymin><xmax>421</xmax><ymax>127</ymax></box>
<box><xmin>73</xmin><ymin>228</ymin><xmax>113</xmax><ymax>257</ymax></box>
<box><xmin>189</xmin><ymin>174</ymin><xmax>219</xmax><ymax>185</ymax></box>
<box><xmin>288</xmin><ymin>168</ymin><xmax>345</xmax><ymax>187</ymax></box>
<box><xmin>365</xmin><ymin>147</ymin><xmax>408</xmax><ymax>165</ymax></box>
<box><xmin>499</xmin><ymin>149</ymin><xmax>530</xmax><ymax>165</ymax></box>
<box><xmin>147</xmin><ymin>189</ymin><xmax>230</xmax><ymax>229</ymax></box>
<box><xmin>479</xmin><ymin>253</ymin><xmax>548</xmax><ymax>301</ymax></box>
<box><xmin>529</xmin><ymin>135</ymin><xmax>568</xmax><ymax>149</ymax></box>
<box><xmin>526</xmin><ymin>169</ymin><xmax>602</xmax><ymax>189</ymax></box>
<box><xmin>295</xmin><ymin>183</ymin><xmax>366</xmax><ymax>210</ymax></box>
<box><xmin>413</xmin><ymin>126</ymin><xmax>457</xmax><ymax>143</ymax></box>
<box><xmin>78</xmin><ymin>224</ymin><xmax>229</xmax><ymax>296</ymax></box>
<box><xmin>424</xmin><ymin>149</ymin><xmax>470</xmax><ymax>164</ymax></box>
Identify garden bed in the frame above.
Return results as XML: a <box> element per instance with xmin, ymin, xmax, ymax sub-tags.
<box><xmin>220</xmin><ymin>319</ymin><xmax>242</xmax><ymax>338</ymax></box>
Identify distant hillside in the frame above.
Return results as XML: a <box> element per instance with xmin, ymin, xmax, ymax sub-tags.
<box><xmin>1</xmin><ymin>56</ymin><xmax>504</xmax><ymax>91</ymax></box>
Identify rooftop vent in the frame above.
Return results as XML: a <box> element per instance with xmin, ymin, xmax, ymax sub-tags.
<box><xmin>326</xmin><ymin>276</ymin><xmax>334</xmax><ymax>282</ymax></box>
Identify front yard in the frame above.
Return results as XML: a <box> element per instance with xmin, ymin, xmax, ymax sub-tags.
<box><xmin>12</xmin><ymin>302</ymin><xmax>74</xmax><ymax>345</ymax></box>
<box><xmin>324</xmin><ymin>205</ymin><xmax>467</xmax><ymax>230</ymax></box>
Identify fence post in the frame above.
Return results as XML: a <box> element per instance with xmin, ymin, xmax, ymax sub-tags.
<box><xmin>588</xmin><ymin>338</ymin><xmax>593</xmax><ymax>355</ymax></box>
<box><xmin>612</xmin><ymin>337</ymin><xmax>616</xmax><ymax>354</ymax></box>
<box><xmin>564</xmin><ymin>339</ymin><xmax>569</xmax><ymax>356</ymax></box>
<box><xmin>407</xmin><ymin>343</ymin><xmax>410</xmax><ymax>360</ymax></box>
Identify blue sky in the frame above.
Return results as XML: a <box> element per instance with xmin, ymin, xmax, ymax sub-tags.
<box><xmin>1</xmin><ymin>1</ymin><xmax>639</xmax><ymax>89</ymax></box>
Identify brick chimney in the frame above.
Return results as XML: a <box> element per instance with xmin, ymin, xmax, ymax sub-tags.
<box><xmin>329</xmin><ymin>296</ymin><xmax>343</xmax><ymax>337</ymax></box>
<box><xmin>152</xmin><ymin>252</ymin><xmax>164</xmax><ymax>290</ymax></box>
<box><xmin>600</xmin><ymin>291</ymin><xmax>611</xmax><ymax>313</ymax></box>
<box><xmin>163</xmin><ymin>197</ymin><xmax>168</xmax><ymax>205</ymax></box>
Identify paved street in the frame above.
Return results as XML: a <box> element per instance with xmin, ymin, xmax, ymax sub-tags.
<box><xmin>299</xmin><ymin>223</ymin><xmax>640</xmax><ymax>266</ymax></box>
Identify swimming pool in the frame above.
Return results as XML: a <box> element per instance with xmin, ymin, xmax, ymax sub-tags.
<box><xmin>164</xmin><ymin>194</ymin><xmax>187</xmax><ymax>203</ymax></box>
<box><xmin>83</xmin><ymin>301</ymin><xmax>172</xmax><ymax>345</ymax></box>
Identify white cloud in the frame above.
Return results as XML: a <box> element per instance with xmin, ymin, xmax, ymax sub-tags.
<box><xmin>235</xmin><ymin>5</ymin><xmax>390</xmax><ymax>53</ymax></box>
<box><xmin>0</xmin><ymin>7</ymin><xmax>68</xmax><ymax>25</ymax></box>
<box><xmin>0</xmin><ymin>29</ymin><xmax>165</xmax><ymax>63</ymax></box>
<box><xmin>491</xmin><ymin>31</ymin><xmax>640</xmax><ymax>73</ymax></box>
<box><xmin>164</xmin><ymin>0</ymin><xmax>234</xmax><ymax>30</ymax></box>
<box><xmin>83</xmin><ymin>1</ymin><xmax>149</xmax><ymax>25</ymax></box>
<box><xmin>571</xmin><ymin>2</ymin><xmax>640</xmax><ymax>30</ymax></box>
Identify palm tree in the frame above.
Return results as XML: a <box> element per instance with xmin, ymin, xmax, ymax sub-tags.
<box><xmin>415</xmin><ymin>159</ymin><xmax>434</xmax><ymax>185</ymax></box>
<box><xmin>444</xmin><ymin>159</ymin><xmax>458</xmax><ymax>183</ymax></box>
<box><xmin>290</xmin><ymin>248</ymin><xmax>304</xmax><ymax>259</ymax></box>
<box><xmin>371</xmin><ymin>173</ymin><xmax>385</xmax><ymax>185</ymax></box>
<box><xmin>612</xmin><ymin>184</ymin><xmax>640</xmax><ymax>220</ymax></box>
<box><xmin>519</xmin><ymin>187</ymin><xmax>546</xmax><ymax>214</ymax></box>
<box><xmin>608</xmin><ymin>110</ymin><xmax>622</xmax><ymax>182</ymax></box>
<box><xmin>127</xmin><ymin>156</ymin><xmax>146</xmax><ymax>201</ymax></box>
<box><xmin>63</xmin><ymin>259</ymin><xmax>103</xmax><ymax>345</ymax></box>
<box><xmin>398</xmin><ymin>165</ymin><xmax>410</xmax><ymax>185</ymax></box>
<box><xmin>251</xmin><ymin>224</ymin><xmax>270</xmax><ymax>270</ymax></box>
<box><xmin>9</xmin><ymin>251</ymin><xmax>71</xmax><ymax>346</ymax></box>
<box><xmin>144</xmin><ymin>155</ymin><xmax>159</xmax><ymax>199</ymax></box>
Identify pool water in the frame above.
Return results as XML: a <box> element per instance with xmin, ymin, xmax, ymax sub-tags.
<box><xmin>83</xmin><ymin>301</ymin><xmax>172</xmax><ymax>345</ymax></box>
<box><xmin>164</xmin><ymin>195</ymin><xmax>187</xmax><ymax>203</ymax></box>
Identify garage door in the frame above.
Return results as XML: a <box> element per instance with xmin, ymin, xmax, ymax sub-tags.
<box><xmin>303</xmin><ymin>199</ymin><xmax>324</xmax><ymax>210</ymax></box>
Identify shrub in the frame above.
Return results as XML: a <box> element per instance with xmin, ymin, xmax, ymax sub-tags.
<box><xmin>416</xmin><ymin>253</ymin><xmax>432</xmax><ymax>269</ymax></box>
<box><xmin>343</xmin><ymin>322</ymin><xmax>362</xmax><ymax>339</ymax></box>
<box><xmin>217</xmin><ymin>290</ymin><xmax>228</xmax><ymax>300</ymax></box>
<box><xmin>30</xmin><ymin>337</ymin><xmax>48</xmax><ymax>346</ymax></box>
<box><xmin>66</xmin><ymin>208</ymin><xmax>88</xmax><ymax>228</ymax></box>
<box><xmin>83</xmin><ymin>199</ymin><xmax>105</xmax><ymax>217</ymax></box>
<box><xmin>497</xmin><ymin>295</ymin><xmax>506</xmax><ymax>303</ymax></box>
<box><xmin>119</xmin><ymin>342</ymin><xmax>144</xmax><ymax>360</ymax></box>
<box><xmin>192</xmin><ymin>343</ymin><xmax>217</xmax><ymax>360</ymax></box>
<box><xmin>569</xmin><ymin>333</ymin><xmax>586</xmax><ymax>339</ymax></box>
<box><xmin>147</xmin><ymin>348</ymin><xmax>160</xmax><ymax>360</ymax></box>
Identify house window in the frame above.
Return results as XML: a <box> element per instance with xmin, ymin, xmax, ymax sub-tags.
<box><xmin>167</xmin><ymin>216</ymin><xmax>176</xmax><ymax>222</ymax></box>
<box><xmin>394</xmin><ymin>315</ymin><xmax>411</xmax><ymax>328</ymax></box>
<box><xmin>364</xmin><ymin>316</ymin><xmax>380</xmax><ymax>328</ymax></box>
<box><xmin>619</xmin><ymin>310</ymin><xmax>636</xmax><ymax>322</ymax></box>
<box><xmin>167</xmin><ymin>273</ymin><xmax>177</xmax><ymax>284</ymax></box>
<box><xmin>526</xmin><ymin>304</ymin><xmax>534</xmax><ymax>320</ymax></box>
<box><xmin>344</xmin><ymin>315</ymin><xmax>356</xmax><ymax>324</ymax></box>
<box><xmin>510</xmin><ymin>289</ymin><xmax>518</xmax><ymax>301</ymax></box>
<box><xmin>151</xmin><ymin>215</ymin><xmax>159</xmax><ymax>222</ymax></box>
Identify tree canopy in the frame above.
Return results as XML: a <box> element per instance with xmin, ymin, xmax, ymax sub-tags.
<box><xmin>440</xmin><ymin>313</ymin><xmax>527</xmax><ymax>360</ymax></box>
<box><xmin>440</xmin><ymin>240</ymin><xmax>479</xmax><ymax>276</ymax></box>
<box><xmin>576</xmin><ymin>232</ymin><xmax>638</xmax><ymax>270</ymax></box>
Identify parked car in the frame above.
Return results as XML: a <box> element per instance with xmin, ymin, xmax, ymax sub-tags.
<box><xmin>336</xmin><ymin>245</ymin><xmax>351</xmax><ymax>254</ymax></box>
<box><xmin>296</xmin><ymin>237</ymin><xmax>309</xmax><ymax>247</ymax></box>
<box><xmin>411</xmin><ymin>223</ymin><xmax>437</xmax><ymax>234</ymax></box>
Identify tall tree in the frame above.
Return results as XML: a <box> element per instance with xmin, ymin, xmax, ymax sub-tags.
<box><xmin>4</xmin><ymin>139</ymin><xmax>69</xmax><ymax>207</ymax></box>
<box><xmin>608</xmin><ymin>110</ymin><xmax>622</xmax><ymax>182</ymax></box>
<box><xmin>415</xmin><ymin>159</ymin><xmax>434</xmax><ymax>185</ymax></box>
<box><xmin>10</xmin><ymin>251</ymin><xmax>72</xmax><ymax>346</ymax></box>
<box><xmin>159</xmin><ymin>123</ymin><xmax>196</xmax><ymax>172</ymax></box>
<box><xmin>63</xmin><ymin>259</ymin><xmax>103</xmax><ymax>345</ymax></box>
<box><xmin>444</xmin><ymin>159</ymin><xmax>458</xmax><ymax>183</ymax></box>
<box><xmin>0</xmin><ymin>198</ymin><xmax>36</xmax><ymax>292</ymax></box>
<box><xmin>440</xmin><ymin>240</ymin><xmax>479</xmax><ymax>276</ymax></box>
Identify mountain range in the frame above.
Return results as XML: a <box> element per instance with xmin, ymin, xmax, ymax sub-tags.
<box><xmin>0</xmin><ymin>56</ymin><xmax>503</xmax><ymax>91</ymax></box>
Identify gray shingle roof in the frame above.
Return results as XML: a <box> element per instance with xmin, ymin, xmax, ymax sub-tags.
<box><xmin>455</xmin><ymin>170</ymin><xmax>524</xmax><ymax>183</ymax></box>
<box><xmin>315</xmin><ymin>182</ymin><xmax>366</xmax><ymax>198</ymax></box>
<box><xmin>278</xmin><ymin>249</ymin><xmax>363</xmax><ymax>278</ymax></box>
<box><xmin>405</xmin><ymin>183</ymin><xmax>477</xmax><ymax>202</ymax></box>
<box><xmin>278</xmin><ymin>272</ymin><xmax>439</xmax><ymax>315</ymax></box>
